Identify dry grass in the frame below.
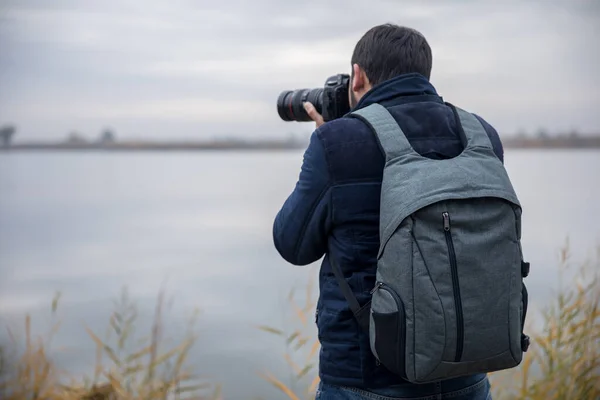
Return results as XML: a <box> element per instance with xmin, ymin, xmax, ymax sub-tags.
<box><xmin>490</xmin><ymin>240</ymin><xmax>600</xmax><ymax>399</ymax></box>
<box><xmin>0</xmin><ymin>287</ymin><xmax>222</xmax><ymax>400</ymax></box>
<box><xmin>256</xmin><ymin>274</ymin><xmax>320</xmax><ymax>400</ymax></box>
<box><xmin>1</xmin><ymin>240</ymin><xmax>597</xmax><ymax>399</ymax></box>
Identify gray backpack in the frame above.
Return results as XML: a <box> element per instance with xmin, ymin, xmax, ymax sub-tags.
<box><xmin>330</xmin><ymin>102</ymin><xmax>530</xmax><ymax>384</ymax></box>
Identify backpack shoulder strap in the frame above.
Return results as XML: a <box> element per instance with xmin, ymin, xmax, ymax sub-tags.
<box><xmin>349</xmin><ymin>103</ymin><xmax>418</xmax><ymax>160</ymax></box>
<box><xmin>336</xmin><ymin>103</ymin><xmax>415</xmax><ymax>332</ymax></box>
<box><xmin>447</xmin><ymin>103</ymin><xmax>494</xmax><ymax>150</ymax></box>
<box><xmin>329</xmin><ymin>256</ymin><xmax>371</xmax><ymax>332</ymax></box>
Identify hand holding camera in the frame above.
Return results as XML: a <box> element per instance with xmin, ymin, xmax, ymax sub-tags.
<box><xmin>276</xmin><ymin>73</ymin><xmax>351</xmax><ymax>127</ymax></box>
<box><xmin>302</xmin><ymin>102</ymin><xmax>324</xmax><ymax>128</ymax></box>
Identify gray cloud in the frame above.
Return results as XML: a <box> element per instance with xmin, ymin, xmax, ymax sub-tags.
<box><xmin>0</xmin><ymin>0</ymin><xmax>599</xmax><ymax>140</ymax></box>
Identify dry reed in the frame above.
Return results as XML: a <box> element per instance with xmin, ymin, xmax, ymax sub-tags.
<box><xmin>490</xmin><ymin>240</ymin><xmax>600</xmax><ymax>399</ymax></box>
<box><xmin>256</xmin><ymin>273</ymin><xmax>320</xmax><ymax>400</ymax></box>
<box><xmin>0</xmin><ymin>287</ymin><xmax>222</xmax><ymax>400</ymax></box>
<box><xmin>1</xmin><ymin>240</ymin><xmax>597</xmax><ymax>399</ymax></box>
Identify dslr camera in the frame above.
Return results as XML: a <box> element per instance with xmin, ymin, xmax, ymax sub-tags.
<box><xmin>277</xmin><ymin>74</ymin><xmax>350</xmax><ymax>123</ymax></box>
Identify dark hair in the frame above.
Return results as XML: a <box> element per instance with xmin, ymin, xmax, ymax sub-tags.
<box><xmin>351</xmin><ymin>24</ymin><xmax>433</xmax><ymax>85</ymax></box>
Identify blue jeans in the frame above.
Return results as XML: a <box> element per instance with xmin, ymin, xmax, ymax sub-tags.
<box><xmin>315</xmin><ymin>375</ymin><xmax>492</xmax><ymax>400</ymax></box>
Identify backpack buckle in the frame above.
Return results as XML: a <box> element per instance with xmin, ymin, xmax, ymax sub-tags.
<box><xmin>521</xmin><ymin>334</ymin><xmax>530</xmax><ymax>352</ymax></box>
<box><xmin>521</xmin><ymin>261</ymin><xmax>530</xmax><ymax>278</ymax></box>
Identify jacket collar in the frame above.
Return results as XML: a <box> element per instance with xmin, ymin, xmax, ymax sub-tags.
<box><xmin>351</xmin><ymin>73</ymin><xmax>442</xmax><ymax>111</ymax></box>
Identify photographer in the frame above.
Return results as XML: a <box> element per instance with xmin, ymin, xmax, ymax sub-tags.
<box><xmin>273</xmin><ymin>24</ymin><xmax>504</xmax><ymax>400</ymax></box>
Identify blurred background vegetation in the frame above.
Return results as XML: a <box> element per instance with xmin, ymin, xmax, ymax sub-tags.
<box><xmin>1</xmin><ymin>241</ymin><xmax>597</xmax><ymax>399</ymax></box>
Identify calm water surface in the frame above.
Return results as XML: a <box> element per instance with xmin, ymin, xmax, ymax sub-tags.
<box><xmin>0</xmin><ymin>150</ymin><xmax>599</xmax><ymax>398</ymax></box>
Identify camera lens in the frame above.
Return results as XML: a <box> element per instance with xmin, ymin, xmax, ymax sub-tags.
<box><xmin>277</xmin><ymin>88</ymin><xmax>323</xmax><ymax>122</ymax></box>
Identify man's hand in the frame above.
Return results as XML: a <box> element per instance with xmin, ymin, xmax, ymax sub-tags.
<box><xmin>303</xmin><ymin>102</ymin><xmax>325</xmax><ymax>128</ymax></box>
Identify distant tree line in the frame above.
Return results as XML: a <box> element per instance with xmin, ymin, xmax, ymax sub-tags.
<box><xmin>515</xmin><ymin>127</ymin><xmax>581</xmax><ymax>139</ymax></box>
<box><xmin>0</xmin><ymin>125</ymin><xmax>16</xmax><ymax>147</ymax></box>
<box><xmin>67</xmin><ymin>128</ymin><xmax>117</xmax><ymax>144</ymax></box>
<box><xmin>0</xmin><ymin>125</ymin><xmax>117</xmax><ymax>147</ymax></box>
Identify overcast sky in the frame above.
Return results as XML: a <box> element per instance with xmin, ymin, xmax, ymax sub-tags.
<box><xmin>0</xmin><ymin>0</ymin><xmax>598</xmax><ymax>141</ymax></box>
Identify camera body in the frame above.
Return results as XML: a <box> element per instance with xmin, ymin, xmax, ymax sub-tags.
<box><xmin>277</xmin><ymin>73</ymin><xmax>351</xmax><ymax>123</ymax></box>
<box><xmin>321</xmin><ymin>74</ymin><xmax>351</xmax><ymax>122</ymax></box>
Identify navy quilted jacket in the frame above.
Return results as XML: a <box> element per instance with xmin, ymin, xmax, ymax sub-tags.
<box><xmin>273</xmin><ymin>73</ymin><xmax>503</xmax><ymax>388</ymax></box>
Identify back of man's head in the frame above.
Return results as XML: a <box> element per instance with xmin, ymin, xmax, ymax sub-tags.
<box><xmin>351</xmin><ymin>24</ymin><xmax>433</xmax><ymax>86</ymax></box>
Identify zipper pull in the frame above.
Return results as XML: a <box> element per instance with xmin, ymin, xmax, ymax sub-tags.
<box><xmin>443</xmin><ymin>212</ymin><xmax>450</xmax><ymax>231</ymax></box>
<box><xmin>370</xmin><ymin>282</ymin><xmax>383</xmax><ymax>294</ymax></box>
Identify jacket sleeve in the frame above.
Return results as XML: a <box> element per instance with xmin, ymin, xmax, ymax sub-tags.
<box><xmin>273</xmin><ymin>130</ymin><xmax>332</xmax><ymax>266</ymax></box>
<box><xmin>474</xmin><ymin>114</ymin><xmax>504</xmax><ymax>164</ymax></box>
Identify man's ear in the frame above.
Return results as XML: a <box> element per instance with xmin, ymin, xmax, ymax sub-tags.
<box><xmin>351</xmin><ymin>63</ymin><xmax>364</xmax><ymax>92</ymax></box>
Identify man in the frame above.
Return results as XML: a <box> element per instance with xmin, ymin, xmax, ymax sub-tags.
<box><xmin>273</xmin><ymin>24</ymin><xmax>501</xmax><ymax>400</ymax></box>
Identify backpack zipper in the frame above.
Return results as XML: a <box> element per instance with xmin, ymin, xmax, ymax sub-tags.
<box><xmin>443</xmin><ymin>212</ymin><xmax>464</xmax><ymax>362</ymax></box>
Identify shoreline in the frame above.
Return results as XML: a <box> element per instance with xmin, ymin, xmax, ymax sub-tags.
<box><xmin>2</xmin><ymin>140</ymin><xmax>600</xmax><ymax>152</ymax></box>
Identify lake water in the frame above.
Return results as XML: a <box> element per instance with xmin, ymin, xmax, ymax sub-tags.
<box><xmin>0</xmin><ymin>149</ymin><xmax>599</xmax><ymax>398</ymax></box>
